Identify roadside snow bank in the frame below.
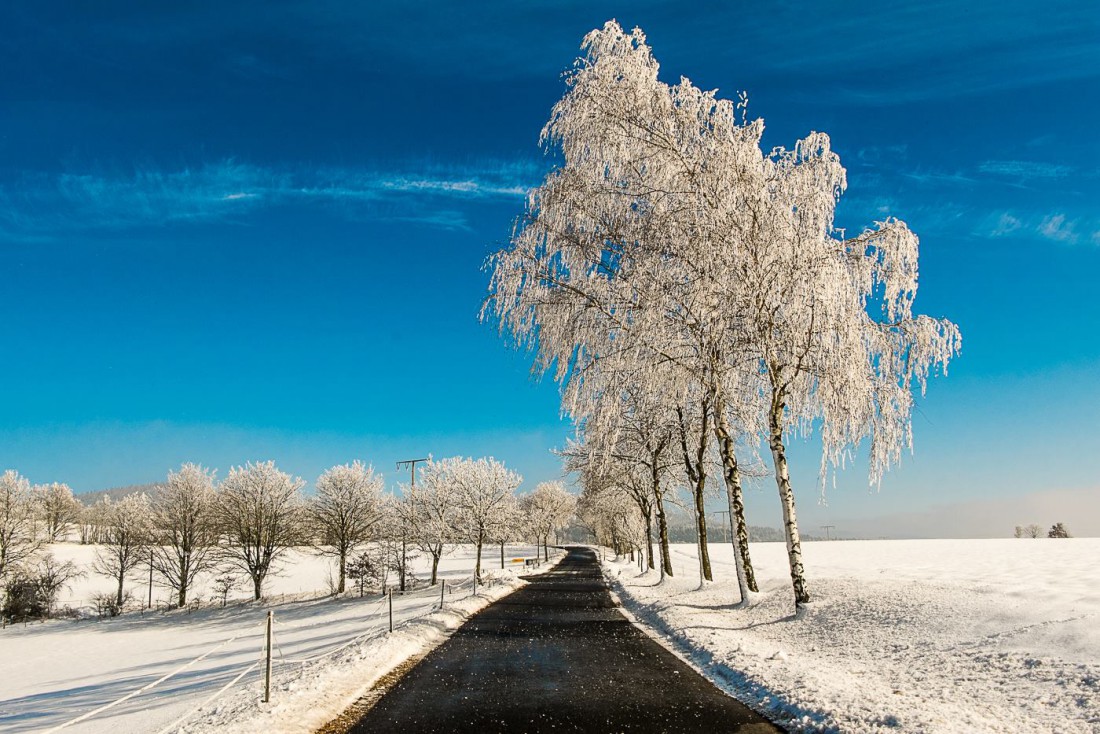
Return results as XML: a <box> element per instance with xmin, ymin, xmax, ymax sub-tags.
<box><xmin>180</xmin><ymin>557</ymin><xmax>563</xmax><ymax>734</ymax></box>
<box><xmin>604</xmin><ymin>540</ymin><xmax>1099</xmax><ymax>733</ymax></box>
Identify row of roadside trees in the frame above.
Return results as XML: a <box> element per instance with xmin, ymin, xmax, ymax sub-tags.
<box><xmin>485</xmin><ymin>22</ymin><xmax>960</xmax><ymax>609</ymax></box>
<box><xmin>0</xmin><ymin>458</ymin><xmax>577</xmax><ymax>619</ymax></box>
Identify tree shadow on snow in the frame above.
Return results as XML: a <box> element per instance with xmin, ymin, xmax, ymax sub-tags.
<box><xmin>628</xmin><ymin>604</ymin><xmax>837</xmax><ymax>732</ymax></box>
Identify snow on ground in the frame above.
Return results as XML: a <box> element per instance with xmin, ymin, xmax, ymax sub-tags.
<box><xmin>0</xmin><ymin>543</ymin><xmax>562</xmax><ymax>734</ymax></box>
<box><xmin>604</xmin><ymin>539</ymin><xmax>1100</xmax><ymax>733</ymax></box>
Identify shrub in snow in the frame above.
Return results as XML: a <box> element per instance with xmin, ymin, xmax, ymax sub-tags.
<box><xmin>1047</xmin><ymin>523</ymin><xmax>1071</xmax><ymax>538</ymax></box>
<box><xmin>346</xmin><ymin>549</ymin><xmax>387</xmax><ymax>597</ymax></box>
<box><xmin>92</xmin><ymin>590</ymin><xmax>133</xmax><ymax>618</ymax></box>
<box><xmin>211</xmin><ymin>572</ymin><xmax>240</xmax><ymax>607</ymax></box>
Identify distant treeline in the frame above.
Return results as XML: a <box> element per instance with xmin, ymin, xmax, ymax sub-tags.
<box><xmin>76</xmin><ymin>484</ymin><xmax>161</xmax><ymax>507</ymax></box>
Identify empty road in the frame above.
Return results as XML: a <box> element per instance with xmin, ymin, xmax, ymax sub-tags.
<box><xmin>344</xmin><ymin>547</ymin><xmax>780</xmax><ymax>733</ymax></box>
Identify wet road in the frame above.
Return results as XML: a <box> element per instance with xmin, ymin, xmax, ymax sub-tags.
<box><xmin>346</xmin><ymin>547</ymin><xmax>780</xmax><ymax>733</ymax></box>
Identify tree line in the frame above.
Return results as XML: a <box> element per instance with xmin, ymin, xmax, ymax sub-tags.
<box><xmin>1014</xmin><ymin>523</ymin><xmax>1072</xmax><ymax>539</ymax></box>
<box><xmin>485</xmin><ymin>21</ymin><xmax>959</xmax><ymax>609</ymax></box>
<box><xmin>0</xmin><ymin>458</ymin><xmax>577</xmax><ymax>620</ymax></box>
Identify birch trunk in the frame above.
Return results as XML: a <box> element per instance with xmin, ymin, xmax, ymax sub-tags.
<box><xmin>643</xmin><ymin>507</ymin><xmax>655</xmax><ymax>570</ymax></box>
<box><xmin>712</xmin><ymin>407</ymin><xmax>759</xmax><ymax>593</ymax></box>
<box><xmin>769</xmin><ymin>395</ymin><xmax>810</xmax><ymax>606</ymax></box>
<box><xmin>678</xmin><ymin>407</ymin><xmax>713</xmax><ymax>582</ymax></box>
<box><xmin>693</xmin><ymin>488</ymin><xmax>711</xmax><ymax>581</ymax></box>
<box><xmin>654</xmin><ymin>490</ymin><xmax>673</xmax><ymax>577</ymax></box>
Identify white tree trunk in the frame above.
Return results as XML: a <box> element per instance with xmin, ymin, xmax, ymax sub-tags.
<box><xmin>712</xmin><ymin>402</ymin><xmax>758</xmax><ymax>594</ymax></box>
<box><xmin>725</xmin><ymin>478</ymin><xmax>750</xmax><ymax>606</ymax></box>
<box><xmin>769</xmin><ymin>397</ymin><xmax>810</xmax><ymax>606</ymax></box>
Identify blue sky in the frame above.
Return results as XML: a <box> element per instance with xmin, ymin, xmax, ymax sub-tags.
<box><xmin>1</xmin><ymin>2</ymin><xmax>1098</xmax><ymax>536</ymax></box>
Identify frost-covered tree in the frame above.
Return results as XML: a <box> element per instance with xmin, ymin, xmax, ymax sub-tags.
<box><xmin>216</xmin><ymin>461</ymin><xmax>304</xmax><ymax>600</ymax></box>
<box><xmin>404</xmin><ymin>458</ymin><xmax>463</xmax><ymax>585</ymax></box>
<box><xmin>489</xmin><ymin>493</ymin><xmax>524</xmax><ymax>569</ymax></box>
<box><xmin>309</xmin><ymin>461</ymin><xmax>384</xmax><ymax>593</ymax></box>
<box><xmin>577</xmin><ymin>479</ymin><xmax>646</xmax><ymax>561</ymax></box>
<box><xmin>569</xmin><ymin>385</ymin><xmax>680</xmax><ymax>577</ymax></box>
<box><xmin>149</xmin><ymin>464</ymin><xmax>219</xmax><ymax>606</ymax></box>
<box><xmin>567</xmin><ymin>436</ymin><xmax>657</xmax><ymax>570</ymax></box>
<box><xmin>93</xmin><ymin>493</ymin><xmax>152</xmax><ymax>606</ymax></box>
<box><xmin>487</xmin><ymin>20</ymin><xmax>959</xmax><ymax>609</ymax></box>
<box><xmin>484</xmin><ymin>21</ymin><xmax>765</xmax><ymax>595</ymax></box>
<box><xmin>34</xmin><ymin>482</ymin><xmax>81</xmax><ymax>543</ymax></box>
<box><xmin>378</xmin><ymin>495</ymin><xmax>419</xmax><ymax>591</ymax></box>
<box><xmin>0</xmin><ymin>470</ymin><xmax>42</xmax><ymax>582</ymax></box>
<box><xmin>451</xmin><ymin>457</ymin><xmax>522</xmax><ymax>579</ymax></box>
<box><xmin>523</xmin><ymin>481</ymin><xmax>577</xmax><ymax>562</ymax></box>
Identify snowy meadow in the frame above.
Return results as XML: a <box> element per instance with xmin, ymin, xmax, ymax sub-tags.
<box><xmin>0</xmin><ymin>542</ymin><xmax>561</xmax><ymax>734</ymax></box>
<box><xmin>604</xmin><ymin>539</ymin><xmax>1100</xmax><ymax>733</ymax></box>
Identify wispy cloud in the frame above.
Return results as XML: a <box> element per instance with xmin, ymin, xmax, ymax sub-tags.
<box><xmin>900</xmin><ymin>169</ymin><xmax>976</xmax><ymax>187</ymax></box>
<box><xmin>1038</xmin><ymin>213</ymin><xmax>1079</xmax><ymax>244</ymax></box>
<box><xmin>981</xmin><ymin>210</ymin><xmax>1095</xmax><ymax>246</ymax></box>
<box><xmin>0</xmin><ymin>159</ymin><xmax>541</xmax><ymax>239</ymax></box>
<box><xmin>978</xmin><ymin>160</ymin><xmax>1074</xmax><ymax>181</ymax></box>
<box><xmin>990</xmin><ymin>212</ymin><xmax>1023</xmax><ymax>237</ymax></box>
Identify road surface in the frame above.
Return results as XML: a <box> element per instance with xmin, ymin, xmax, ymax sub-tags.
<box><xmin>344</xmin><ymin>547</ymin><xmax>780</xmax><ymax>733</ymax></box>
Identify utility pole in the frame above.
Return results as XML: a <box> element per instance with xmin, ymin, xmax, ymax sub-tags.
<box><xmin>396</xmin><ymin>458</ymin><xmax>428</xmax><ymax>592</ymax></box>
<box><xmin>714</xmin><ymin>510</ymin><xmax>730</xmax><ymax>544</ymax></box>
<box><xmin>821</xmin><ymin>525</ymin><xmax>835</xmax><ymax>541</ymax></box>
<box><xmin>264</xmin><ymin>610</ymin><xmax>273</xmax><ymax>703</ymax></box>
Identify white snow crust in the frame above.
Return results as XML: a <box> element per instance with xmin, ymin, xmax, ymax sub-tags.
<box><xmin>604</xmin><ymin>539</ymin><xmax>1100</xmax><ymax>733</ymax></box>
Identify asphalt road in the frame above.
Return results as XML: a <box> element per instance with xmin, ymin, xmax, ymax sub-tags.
<box><xmin>345</xmin><ymin>547</ymin><xmax>780</xmax><ymax>733</ymax></box>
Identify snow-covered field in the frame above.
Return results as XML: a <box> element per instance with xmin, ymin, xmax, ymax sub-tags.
<box><xmin>0</xmin><ymin>542</ymin><xmax>560</xmax><ymax>734</ymax></box>
<box><xmin>604</xmin><ymin>539</ymin><xmax>1100</xmax><ymax>733</ymax></box>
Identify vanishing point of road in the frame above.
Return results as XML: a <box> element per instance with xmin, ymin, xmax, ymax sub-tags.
<box><xmin>343</xmin><ymin>547</ymin><xmax>780</xmax><ymax>733</ymax></box>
